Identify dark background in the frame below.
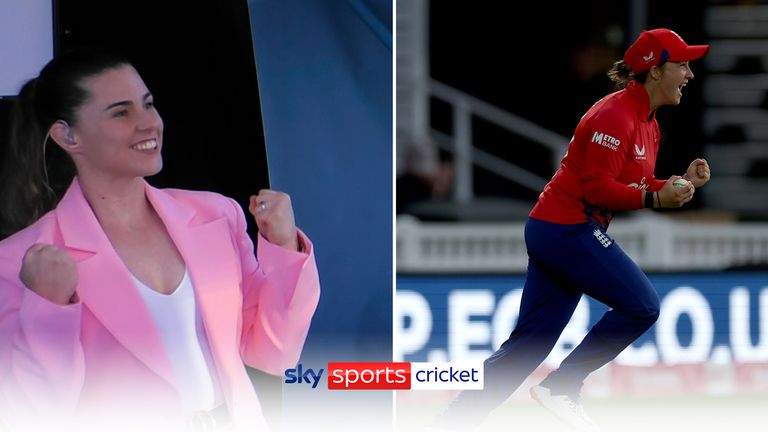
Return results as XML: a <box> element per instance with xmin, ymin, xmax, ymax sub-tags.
<box><xmin>428</xmin><ymin>1</ymin><xmax>709</xmax><ymax>208</ymax></box>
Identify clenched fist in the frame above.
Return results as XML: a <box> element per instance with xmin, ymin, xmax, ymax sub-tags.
<box><xmin>249</xmin><ymin>190</ymin><xmax>299</xmax><ymax>251</ymax></box>
<box><xmin>685</xmin><ymin>158</ymin><xmax>711</xmax><ymax>188</ymax></box>
<box><xmin>19</xmin><ymin>244</ymin><xmax>78</xmax><ymax>305</ymax></box>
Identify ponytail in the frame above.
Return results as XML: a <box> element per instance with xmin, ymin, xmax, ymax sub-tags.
<box><xmin>607</xmin><ymin>60</ymin><xmax>652</xmax><ymax>90</ymax></box>
<box><xmin>607</xmin><ymin>60</ymin><xmax>633</xmax><ymax>89</ymax></box>
<box><xmin>0</xmin><ymin>78</ymin><xmax>61</xmax><ymax>239</ymax></box>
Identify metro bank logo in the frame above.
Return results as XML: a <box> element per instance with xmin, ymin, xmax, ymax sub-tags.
<box><xmin>284</xmin><ymin>362</ymin><xmax>484</xmax><ymax>390</ymax></box>
<box><xmin>591</xmin><ymin>130</ymin><xmax>620</xmax><ymax>151</ymax></box>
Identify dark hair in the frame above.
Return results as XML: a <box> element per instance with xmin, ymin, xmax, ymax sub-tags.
<box><xmin>607</xmin><ymin>59</ymin><xmax>653</xmax><ymax>90</ymax></box>
<box><xmin>0</xmin><ymin>48</ymin><xmax>131</xmax><ymax>239</ymax></box>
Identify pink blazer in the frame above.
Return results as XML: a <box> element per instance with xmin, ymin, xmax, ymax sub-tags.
<box><xmin>0</xmin><ymin>179</ymin><xmax>320</xmax><ymax>431</ymax></box>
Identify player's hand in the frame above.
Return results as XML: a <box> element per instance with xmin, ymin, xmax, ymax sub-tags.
<box><xmin>248</xmin><ymin>190</ymin><xmax>299</xmax><ymax>251</ymax></box>
<box><xmin>658</xmin><ymin>176</ymin><xmax>694</xmax><ymax>208</ymax></box>
<box><xmin>19</xmin><ymin>244</ymin><xmax>78</xmax><ymax>305</ymax></box>
<box><xmin>684</xmin><ymin>158</ymin><xmax>711</xmax><ymax>188</ymax></box>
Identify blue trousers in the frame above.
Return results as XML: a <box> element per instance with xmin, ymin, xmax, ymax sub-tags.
<box><xmin>437</xmin><ymin>218</ymin><xmax>660</xmax><ymax>428</ymax></box>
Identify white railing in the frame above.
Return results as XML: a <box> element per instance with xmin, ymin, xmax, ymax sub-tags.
<box><xmin>397</xmin><ymin>0</ymin><xmax>571</xmax><ymax>207</ymax></box>
<box><xmin>427</xmin><ymin>80</ymin><xmax>570</xmax><ymax>203</ymax></box>
<box><xmin>397</xmin><ymin>213</ymin><xmax>768</xmax><ymax>273</ymax></box>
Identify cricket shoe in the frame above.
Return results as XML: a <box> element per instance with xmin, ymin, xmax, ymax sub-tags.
<box><xmin>530</xmin><ymin>385</ymin><xmax>600</xmax><ymax>431</ymax></box>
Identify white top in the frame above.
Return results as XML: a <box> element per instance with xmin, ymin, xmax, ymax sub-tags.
<box><xmin>133</xmin><ymin>270</ymin><xmax>223</xmax><ymax>414</ymax></box>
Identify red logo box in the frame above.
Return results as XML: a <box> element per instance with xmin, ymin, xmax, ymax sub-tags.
<box><xmin>327</xmin><ymin>362</ymin><xmax>411</xmax><ymax>390</ymax></box>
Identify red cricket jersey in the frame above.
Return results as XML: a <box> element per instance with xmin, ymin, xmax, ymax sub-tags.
<box><xmin>530</xmin><ymin>80</ymin><xmax>667</xmax><ymax>228</ymax></box>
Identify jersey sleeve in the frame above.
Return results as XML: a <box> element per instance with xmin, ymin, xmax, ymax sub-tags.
<box><xmin>648</xmin><ymin>178</ymin><xmax>667</xmax><ymax>191</ymax></box>
<box><xmin>580</xmin><ymin>108</ymin><xmax>645</xmax><ymax>210</ymax></box>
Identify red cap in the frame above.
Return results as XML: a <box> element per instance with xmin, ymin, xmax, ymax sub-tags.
<box><xmin>623</xmin><ymin>28</ymin><xmax>710</xmax><ymax>73</ymax></box>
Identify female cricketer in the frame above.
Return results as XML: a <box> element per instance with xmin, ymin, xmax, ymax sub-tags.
<box><xmin>436</xmin><ymin>28</ymin><xmax>712</xmax><ymax>431</ymax></box>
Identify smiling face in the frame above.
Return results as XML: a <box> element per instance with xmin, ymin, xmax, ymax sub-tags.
<box><xmin>66</xmin><ymin>65</ymin><xmax>164</xmax><ymax>181</ymax></box>
<box><xmin>648</xmin><ymin>61</ymin><xmax>694</xmax><ymax>110</ymax></box>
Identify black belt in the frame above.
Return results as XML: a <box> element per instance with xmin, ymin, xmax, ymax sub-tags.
<box><xmin>186</xmin><ymin>404</ymin><xmax>232</xmax><ymax>432</ymax></box>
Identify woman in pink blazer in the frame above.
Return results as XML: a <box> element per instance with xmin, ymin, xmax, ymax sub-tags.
<box><xmin>0</xmin><ymin>49</ymin><xmax>320</xmax><ymax>431</ymax></box>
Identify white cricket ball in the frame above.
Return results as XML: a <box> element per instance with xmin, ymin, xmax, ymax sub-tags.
<box><xmin>673</xmin><ymin>178</ymin><xmax>690</xmax><ymax>188</ymax></box>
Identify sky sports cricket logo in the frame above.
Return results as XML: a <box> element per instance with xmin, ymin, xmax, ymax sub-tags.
<box><xmin>284</xmin><ymin>362</ymin><xmax>484</xmax><ymax>390</ymax></box>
